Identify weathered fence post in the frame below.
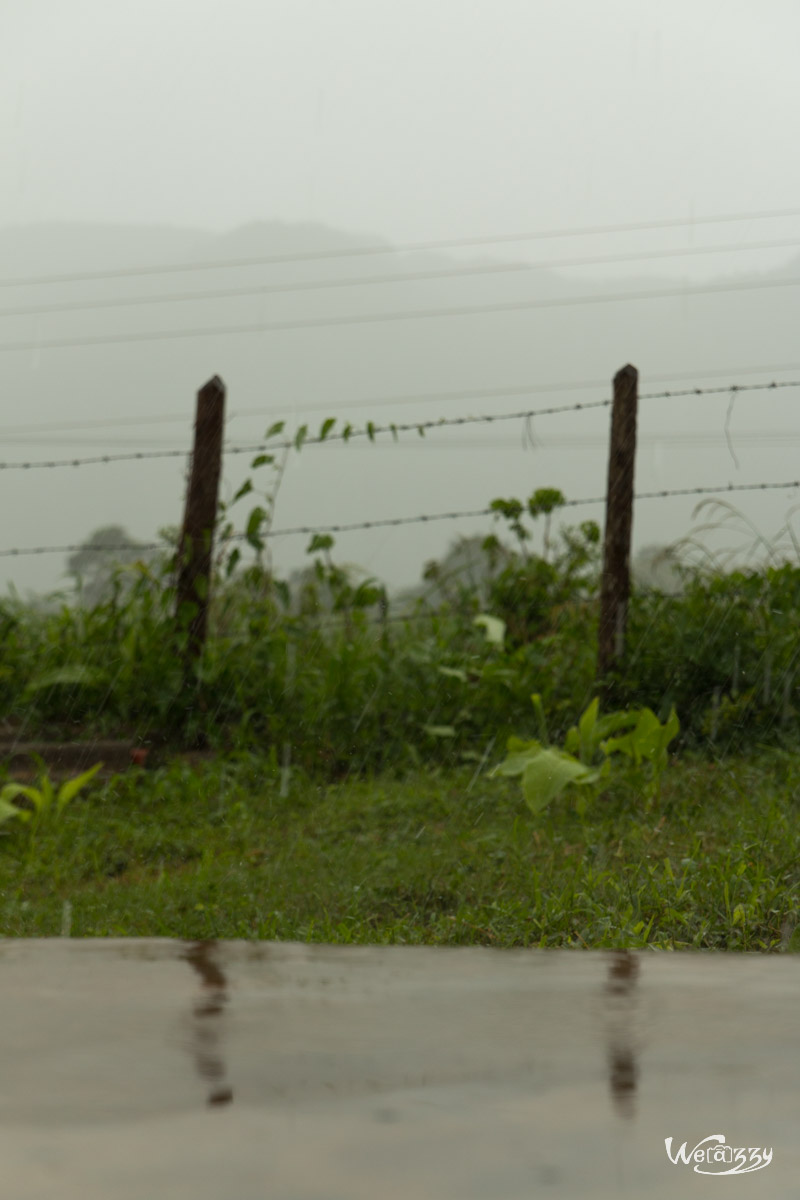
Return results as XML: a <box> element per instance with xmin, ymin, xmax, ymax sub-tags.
<box><xmin>175</xmin><ymin>375</ymin><xmax>226</xmax><ymax>690</ymax></box>
<box><xmin>596</xmin><ymin>364</ymin><xmax>638</xmax><ymax>707</ymax></box>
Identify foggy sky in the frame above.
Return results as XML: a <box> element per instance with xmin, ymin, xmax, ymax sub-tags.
<box><xmin>5</xmin><ymin>1</ymin><xmax>800</xmax><ymax>245</ymax></box>
<box><xmin>2</xmin><ymin>1</ymin><xmax>800</xmax><ymax>600</ymax></box>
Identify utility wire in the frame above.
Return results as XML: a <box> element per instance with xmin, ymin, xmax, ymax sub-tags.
<box><xmin>3</xmin><ymin>203</ymin><xmax>800</xmax><ymax>289</ymax></box>
<box><xmin>4</xmin><ymin>272</ymin><xmax>800</xmax><ymax>354</ymax></box>
<box><xmin>4</xmin><ymin>479</ymin><xmax>800</xmax><ymax>559</ymax></box>
<box><xmin>2</xmin><ymin>235</ymin><xmax>799</xmax><ymax>320</ymax></box>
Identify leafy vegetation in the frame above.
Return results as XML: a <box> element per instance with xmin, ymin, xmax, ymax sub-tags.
<box><xmin>2</xmin><ymin>446</ymin><xmax>800</xmax><ymax>947</ymax></box>
<box><xmin>2</xmin><ymin>482</ymin><xmax>798</xmax><ymax>770</ymax></box>
<box><xmin>1</xmin><ymin>751</ymin><xmax>799</xmax><ymax>950</ymax></box>
<box><xmin>0</xmin><ymin>762</ymin><xmax>103</xmax><ymax>832</ymax></box>
<box><xmin>492</xmin><ymin>695</ymin><xmax>679</xmax><ymax>813</ymax></box>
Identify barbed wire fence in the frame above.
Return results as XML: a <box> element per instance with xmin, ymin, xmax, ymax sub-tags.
<box><xmin>3</xmin><ymin>366</ymin><xmax>800</xmax><ymax>760</ymax></box>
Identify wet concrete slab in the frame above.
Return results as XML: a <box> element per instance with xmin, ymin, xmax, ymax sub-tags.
<box><xmin>0</xmin><ymin>940</ymin><xmax>797</xmax><ymax>1197</ymax></box>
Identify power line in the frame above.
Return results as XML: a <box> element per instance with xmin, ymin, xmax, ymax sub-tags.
<box><xmin>3</xmin><ymin>272</ymin><xmax>800</xmax><ymax>354</ymax></box>
<box><xmin>4</xmin><ymin>479</ymin><xmax>800</xmax><ymax>559</ymax></box>
<box><xmin>3</xmin><ymin>204</ymin><xmax>800</xmax><ymax>290</ymax></box>
<box><xmin>3</xmin><ymin>235</ymin><xmax>799</xmax><ymax>321</ymax></box>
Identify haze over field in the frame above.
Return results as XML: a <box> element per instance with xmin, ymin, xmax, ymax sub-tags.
<box><xmin>2</xmin><ymin>1</ymin><xmax>800</xmax><ymax>600</ymax></box>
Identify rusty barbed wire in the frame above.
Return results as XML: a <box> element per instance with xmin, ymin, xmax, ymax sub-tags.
<box><xmin>4</xmin><ymin>477</ymin><xmax>800</xmax><ymax>559</ymax></box>
<box><xmin>2</xmin><ymin>377</ymin><xmax>800</xmax><ymax>471</ymax></box>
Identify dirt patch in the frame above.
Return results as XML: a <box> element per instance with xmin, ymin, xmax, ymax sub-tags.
<box><xmin>0</xmin><ymin>734</ymin><xmax>222</xmax><ymax>784</ymax></box>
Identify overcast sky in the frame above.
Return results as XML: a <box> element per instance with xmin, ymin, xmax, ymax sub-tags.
<box><xmin>2</xmin><ymin>1</ymin><xmax>800</xmax><ymax>599</ymax></box>
<box><xmin>3</xmin><ymin>1</ymin><xmax>800</xmax><ymax>246</ymax></box>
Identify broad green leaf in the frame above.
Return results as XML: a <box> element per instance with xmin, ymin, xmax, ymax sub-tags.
<box><xmin>594</xmin><ymin>709</ymin><xmax>642</xmax><ymax>741</ymax></box>
<box><xmin>251</xmin><ymin>453</ymin><xmax>274</xmax><ymax>468</ymax></box>
<box><xmin>319</xmin><ymin>418</ymin><xmax>336</xmax><ymax>440</ymax></box>
<box><xmin>520</xmin><ymin>748</ymin><xmax>601</xmax><ymax>814</ymax></box>
<box><xmin>0</xmin><ymin>794</ymin><xmax>30</xmax><ymax>826</ymax></box>
<box><xmin>603</xmin><ymin>709</ymin><xmax>657</xmax><ymax>765</ymax></box>
<box><xmin>564</xmin><ymin>700</ymin><xmax>639</xmax><ymax>764</ymax></box>
<box><xmin>265</xmin><ymin>421</ymin><xmax>285</xmax><ymax>439</ymax></box>
<box><xmin>294</xmin><ymin>424</ymin><xmax>308</xmax><ymax>451</ymax></box>
<box><xmin>56</xmin><ymin>762</ymin><xmax>103</xmax><ymax>815</ymax></box>
<box><xmin>505</xmin><ymin>736</ymin><xmax>540</xmax><ymax>754</ymax></box>
<box><xmin>0</xmin><ymin>782</ymin><xmax>41</xmax><ymax>815</ymax></box>
<box><xmin>602</xmin><ymin>707</ymin><xmax>679</xmax><ymax>769</ymax></box>
<box><xmin>491</xmin><ymin>740</ymin><xmax>544</xmax><ymax>778</ymax></box>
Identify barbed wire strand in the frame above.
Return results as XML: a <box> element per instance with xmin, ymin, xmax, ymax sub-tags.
<box><xmin>2</xmin><ymin>378</ymin><xmax>800</xmax><ymax>472</ymax></box>
<box><xmin>0</xmin><ymin>398</ymin><xmax>612</xmax><ymax>471</ymax></box>
<box><xmin>4</xmin><ymin>478</ymin><xmax>800</xmax><ymax>560</ymax></box>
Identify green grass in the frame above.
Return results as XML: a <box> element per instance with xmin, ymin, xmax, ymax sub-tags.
<box><xmin>2</xmin><ymin>749</ymin><xmax>799</xmax><ymax>949</ymax></box>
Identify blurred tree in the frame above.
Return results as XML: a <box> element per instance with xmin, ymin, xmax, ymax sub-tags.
<box><xmin>66</xmin><ymin>525</ymin><xmax>162</xmax><ymax>607</ymax></box>
<box><xmin>394</xmin><ymin>534</ymin><xmax>514</xmax><ymax>613</ymax></box>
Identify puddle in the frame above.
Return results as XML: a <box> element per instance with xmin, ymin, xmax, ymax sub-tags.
<box><xmin>0</xmin><ymin>941</ymin><xmax>797</xmax><ymax>1197</ymax></box>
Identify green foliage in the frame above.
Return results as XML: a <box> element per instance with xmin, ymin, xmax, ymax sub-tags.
<box><xmin>486</xmin><ymin>493</ymin><xmax>600</xmax><ymax>646</ymax></box>
<box><xmin>620</xmin><ymin>561</ymin><xmax>800</xmax><ymax>751</ymax></box>
<box><xmin>1</xmin><ymin>475</ymin><xmax>798</xmax><ymax>783</ymax></box>
<box><xmin>0</xmin><ymin>752</ymin><xmax>797</xmax><ymax>950</ymax></box>
<box><xmin>0</xmin><ymin>762</ymin><xmax>103</xmax><ymax>838</ymax></box>
<box><xmin>492</xmin><ymin>695</ymin><xmax>679</xmax><ymax>814</ymax></box>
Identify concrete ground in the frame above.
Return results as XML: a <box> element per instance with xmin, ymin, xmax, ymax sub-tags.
<box><xmin>0</xmin><ymin>940</ymin><xmax>797</xmax><ymax>1198</ymax></box>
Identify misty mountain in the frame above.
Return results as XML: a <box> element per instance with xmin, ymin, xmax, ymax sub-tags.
<box><xmin>1</xmin><ymin>219</ymin><xmax>799</xmax><ymax>601</ymax></box>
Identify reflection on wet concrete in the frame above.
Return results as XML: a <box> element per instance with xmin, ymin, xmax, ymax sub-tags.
<box><xmin>2</xmin><ymin>942</ymin><xmax>800</xmax><ymax>1198</ymax></box>
<box><xmin>181</xmin><ymin>941</ymin><xmax>233</xmax><ymax>1107</ymax></box>
<box><xmin>604</xmin><ymin>950</ymin><xmax>640</xmax><ymax>1120</ymax></box>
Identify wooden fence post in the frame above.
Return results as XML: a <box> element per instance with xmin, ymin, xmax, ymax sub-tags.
<box><xmin>175</xmin><ymin>375</ymin><xmax>226</xmax><ymax>690</ymax></box>
<box><xmin>596</xmin><ymin>364</ymin><xmax>638</xmax><ymax>707</ymax></box>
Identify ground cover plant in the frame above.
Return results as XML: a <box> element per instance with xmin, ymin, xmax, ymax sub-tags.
<box><xmin>1</xmin><ymin>750</ymin><xmax>799</xmax><ymax>949</ymax></box>
<box><xmin>3</xmin><ymin>489</ymin><xmax>799</xmax><ymax>767</ymax></box>
<box><xmin>2</xmin><ymin>485</ymin><xmax>800</xmax><ymax>948</ymax></box>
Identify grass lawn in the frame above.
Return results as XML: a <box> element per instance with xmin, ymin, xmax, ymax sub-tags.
<box><xmin>2</xmin><ymin>749</ymin><xmax>800</xmax><ymax>948</ymax></box>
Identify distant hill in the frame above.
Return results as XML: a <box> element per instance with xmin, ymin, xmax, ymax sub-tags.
<box><xmin>1</xmin><ymin>218</ymin><xmax>799</xmax><ymax>602</ymax></box>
